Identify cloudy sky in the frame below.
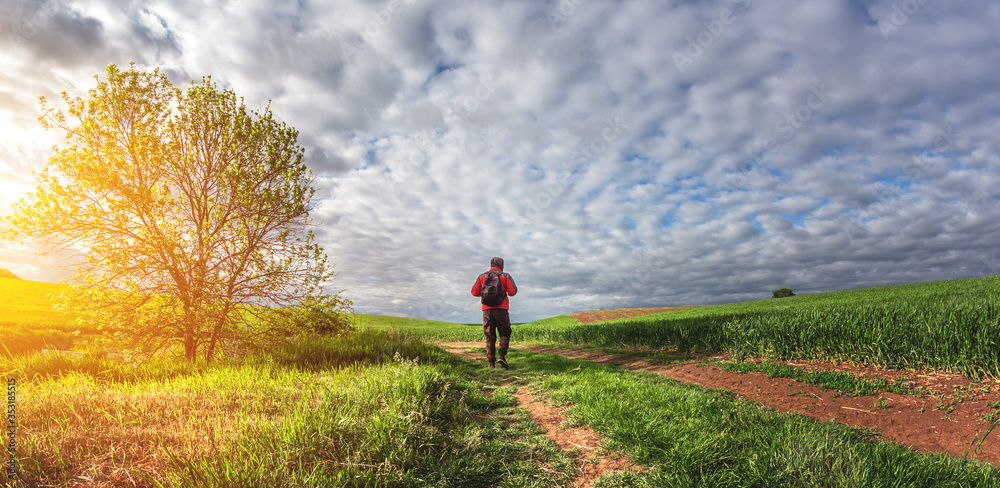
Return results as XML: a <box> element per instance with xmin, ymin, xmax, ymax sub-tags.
<box><xmin>2</xmin><ymin>0</ymin><xmax>999</xmax><ymax>323</ymax></box>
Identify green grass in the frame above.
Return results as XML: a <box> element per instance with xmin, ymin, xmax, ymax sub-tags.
<box><xmin>331</xmin><ymin>276</ymin><xmax>1000</xmax><ymax>381</ymax></box>
<box><xmin>10</xmin><ymin>327</ymin><xmax>1000</xmax><ymax>487</ymax></box>
<box><xmin>488</xmin><ymin>276</ymin><xmax>1000</xmax><ymax>379</ymax></box>
<box><xmin>354</xmin><ymin>313</ymin><xmax>466</xmax><ymax>330</ymax></box>
<box><xmin>0</xmin><ymin>280</ymin><xmax>487</xmax><ymax>356</ymax></box>
<box><xmin>0</xmin><ymin>277</ymin><xmax>92</xmax><ymax>357</ymax></box>
<box><xmin>12</xmin><ymin>276</ymin><xmax>1000</xmax><ymax>379</ymax></box>
<box><xmin>4</xmin><ymin>329</ymin><xmax>574</xmax><ymax>487</ymax></box>
<box><xmin>0</xmin><ymin>277</ymin><xmax>79</xmax><ymax>329</ymax></box>
<box><xmin>161</xmin><ymin>360</ymin><xmax>564</xmax><ymax>487</ymax></box>
<box><xmin>521</xmin><ymin>314</ymin><xmax>580</xmax><ymax>329</ymax></box>
<box><xmin>355</xmin><ymin>313</ymin><xmax>483</xmax><ymax>341</ymax></box>
<box><xmin>356</xmin><ymin>313</ymin><xmax>587</xmax><ymax>343</ymax></box>
<box><xmin>10</xmin><ymin>274</ymin><xmax>1000</xmax><ymax>485</ymax></box>
<box><xmin>501</xmin><ymin>350</ymin><xmax>1000</xmax><ymax>487</ymax></box>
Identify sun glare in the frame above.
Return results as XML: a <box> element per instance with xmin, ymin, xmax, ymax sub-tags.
<box><xmin>0</xmin><ymin>165</ymin><xmax>33</xmax><ymax>211</ymax></box>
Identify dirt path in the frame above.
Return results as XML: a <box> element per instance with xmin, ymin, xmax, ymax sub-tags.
<box><xmin>439</xmin><ymin>342</ymin><xmax>1000</xmax><ymax>467</ymax></box>
<box><xmin>442</xmin><ymin>344</ymin><xmax>642</xmax><ymax>487</ymax></box>
<box><xmin>511</xmin><ymin>387</ymin><xmax>642</xmax><ymax>487</ymax></box>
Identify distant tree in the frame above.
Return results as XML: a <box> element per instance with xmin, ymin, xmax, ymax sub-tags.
<box><xmin>772</xmin><ymin>288</ymin><xmax>795</xmax><ymax>298</ymax></box>
<box><xmin>0</xmin><ymin>268</ymin><xmax>21</xmax><ymax>279</ymax></box>
<box><xmin>5</xmin><ymin>63</ymin><xmax>348</xmax><ymax>362</ymax></box>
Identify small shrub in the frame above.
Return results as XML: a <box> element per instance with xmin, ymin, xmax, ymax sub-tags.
<box><xmin>283</xmin><ymin>293</ymin><xmax>355</xmax><ymax>337</ymax></box>
<box><xmin>773</xmin><ymin>288</ymin><xmax>795</xmax><ymax>298</ymax></box>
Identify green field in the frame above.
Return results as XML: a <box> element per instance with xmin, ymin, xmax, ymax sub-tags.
<box><xmin>358</xmin><ymin>275</ymin><xmax>1000</xmax><ymax>379</ymax></box>
<box><xmin>355</xmin><ymin>312</ymin><xmax>578</xmax><ymax>342</ymax></box>
<box><xmin>0</xmin><ymin>277</ymin><xmax>92</xmax><ymax>357</ymax></box>
<box><xmin>0</xmin><ymin>277</ymin><xmax>80</xmax><ymax>329</ymax></box>
<box><xmin>6</xmin><ymin>331</ymin><xmax>1000</xmax><ymax>486</ymax></box>
<box><xmin>6</xmin><ymin>275</ymin><xmax>1000</xmax><ymax>486</ymax></box>
<box><xmin>4</xmin><ymin>330</ymin><xmax>579</xmax><ymax>486</ymax></box>
<box><xmin>354</xmin><ymin>313</ymin><xmax>481</xmax><ymax>341</ymax></box>
<box><xmin>544</xmin><ymin>276</ymin><xmax>1000</xmax><ymax>378</ymax></box>
<box><xmin>8</xmin><ymin>275</ymin><xmax>1000</xmax><ymax>377</ymax></box>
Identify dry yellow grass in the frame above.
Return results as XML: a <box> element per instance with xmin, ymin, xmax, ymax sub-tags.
<box><xmin>11</xmin><ymin>363</ymin><xmax>317</xmax><ymax>487</ymax></box>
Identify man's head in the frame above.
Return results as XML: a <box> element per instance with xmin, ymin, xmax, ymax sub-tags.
<box><xmin>490</xmin><ymin>256</ymin><xmax>504</xmax><ymax>270</ymax></box>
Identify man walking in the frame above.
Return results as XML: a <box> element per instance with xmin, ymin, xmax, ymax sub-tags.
<box><xmin>471</xmin><ymin>257</ymin><xmax>518</xmax><ymax>368</ymax></box>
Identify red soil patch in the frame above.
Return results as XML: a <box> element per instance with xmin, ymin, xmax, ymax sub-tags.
<box><xmin>439</xmin><ymin>344</ymin><xmax>643</xmax><ymax>487</ymax></box>
<box><xmin>567</xmin><ymin>306</ymin><xmax>699</xmax><ymax>324</ymax></box>
<box><xmin>661</xmin><ymin>361</ymin><xmax>1000</xmax><ymax>463</ymax></box>
<box><xmin>439</xmin><ymin>342</ymin><xmax>1000</xmax><ymax>466</ymax></box>
<box><xmin>512</xmin><ymin>388</ymin><xmax>642</xmax><ymax>487</ymax></box>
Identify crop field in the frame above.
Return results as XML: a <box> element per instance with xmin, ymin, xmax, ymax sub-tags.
<box><xmin>354</xmin><ymin>313</ymin><xmax>481</xmax><ymax>341</ymax></box>
<box><xmin>506</xmin><ymin>276</ymin><xmax>1000</xmax><ymax>379</ymax></box>
<box><xmin>5</xmin><ymin>275</ymin><xmax>1000</xmax><ymax>486</ymax></box>
<box><xmin>0</xmin><ymin>277</ymin><xmax>93</xmax><ymax>357</ymax></box>
<box><xmin>358</xmin><ymin>276</ymin><xmax>1000</xmax><ymax>381</ymax></box>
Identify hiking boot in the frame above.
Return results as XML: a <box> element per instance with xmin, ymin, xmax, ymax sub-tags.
<box><xmin>497</xmin><ymin>356</ymin><xmax>509</xmax><ymax>369</ymax></box>
<box><xmin>488</xmin><ymin>361</ymin><xmax>496</xmax><ymax>369</ymax></box>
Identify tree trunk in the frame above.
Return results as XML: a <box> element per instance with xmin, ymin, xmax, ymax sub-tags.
<box><xmin>184</xmin><ymin>332</ymin><xmax>197</xmax><ymax>361</ymax></box>
<box><xmin>184</xmin><ymin>313</ymin><xmax>199</xmax><ymax>362</ymax></box>
<box><xmin>204</xmin><ymin>302</ymin><xmax>232</xmax><ymax>363</ymax></box>
<box><xmin>205</xmin><ymin>322</ymin><xmax>224</xmax><ymax>363</ymax></box>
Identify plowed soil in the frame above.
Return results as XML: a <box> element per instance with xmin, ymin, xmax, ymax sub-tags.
<box><xmin>440</xmin><ymin>342</ymin><xmax>1000</xmax><ymax>469</ymax></box>
<box><xmin>567</xmin><ymin>306</ymin><xmax>700</xmax><ymax>324</ymax></box>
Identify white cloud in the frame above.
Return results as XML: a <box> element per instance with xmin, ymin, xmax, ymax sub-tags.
<box><xmin>2</xmin><ymin>0</ymin><xmax>1000</xmax><ymax>322</ymax></box>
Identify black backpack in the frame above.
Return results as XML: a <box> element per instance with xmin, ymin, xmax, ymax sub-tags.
<box><xmin>481</xmin><ymin>271</ymin><xmax>506</xmax><ymax>307</ymax></box>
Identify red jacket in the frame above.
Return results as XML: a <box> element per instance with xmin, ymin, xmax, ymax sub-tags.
<box><xmin>471</xmin><ymin>267</ymin><xmax>517</xmax><ymax>310</ymax></box>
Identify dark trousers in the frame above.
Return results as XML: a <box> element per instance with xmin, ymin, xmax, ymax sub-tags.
<box><xmin>482</xmin><ymin>308</ymin><xmax>512</xmax><ymax>364</ymax></box>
